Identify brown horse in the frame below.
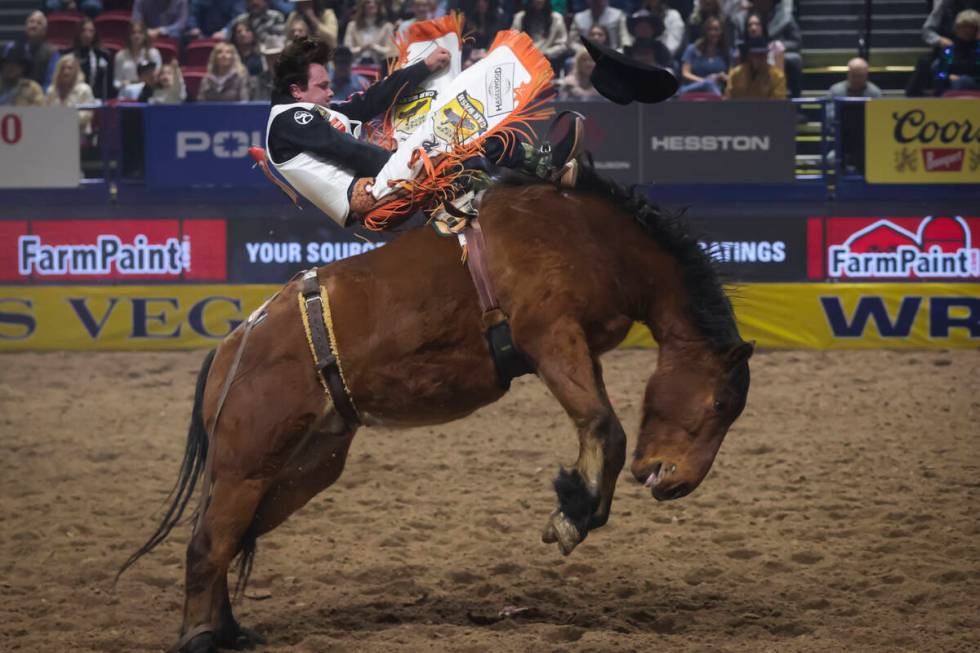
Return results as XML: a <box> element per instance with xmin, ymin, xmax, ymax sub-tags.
<box><xmin>120</xmin><ymin>165</ymin><xmax>752</xmax><ymax>653</ymax></box>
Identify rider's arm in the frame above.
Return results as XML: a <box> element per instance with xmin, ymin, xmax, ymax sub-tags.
<box><xmin>268</xmin><ymin>106</ymin><xmax>392</xmax><ymax>177</ymax></box>
<box><xmin>328</xmin><ymin>60</ymin><xmax>431</xmax><ymax>123</ymax></box>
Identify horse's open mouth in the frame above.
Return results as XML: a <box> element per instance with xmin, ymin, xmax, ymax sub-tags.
<box><xmin>641</xmin><ymin>462</ymin><xmax>675</xmax><ymax>490</ymax></box>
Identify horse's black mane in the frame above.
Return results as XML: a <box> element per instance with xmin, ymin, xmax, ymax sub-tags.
<box><xmin>573</xmin><ymin>160</ymin><xmax>742</xmax><ymax>351</ymax></box>
<box><xmin>499</xmin><ymin>158</ymin><xmax>742</xmax><ymax>352</ymax></box>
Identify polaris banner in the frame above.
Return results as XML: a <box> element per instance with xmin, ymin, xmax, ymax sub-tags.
<box><xmin>227</xmin><ymin>217</ymin><xmax>391</xmax><ymax>282</ymax></box>
<box><xmin>143</xmin><ymin>102</ymin><xmax>268</xmax><ymax>188</ymax></box>
<box><xmin>641</xmin><ymin>101</ymin><xmax>797</xmax><ymax>184</ymax></box>
<box><xmin>686</xmin><ymin>215</ymin><xmax>807</xmax><ymax>281</ymax></box>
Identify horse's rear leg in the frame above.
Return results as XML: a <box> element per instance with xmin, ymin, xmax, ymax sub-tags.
<box><xmin>521</xmin><ymin>319</ymin><xmax>627</xmax><ymax>556</ymax></box>
<box><xmin>179</xmin><ymin>477</ymin><xmax>265</xmax><ymax>653</ymax></box>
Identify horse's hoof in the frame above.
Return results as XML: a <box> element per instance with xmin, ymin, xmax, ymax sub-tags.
<box><xmin>230</xmin><ymin>627</ymin><xmax>267</xmax><ymax>650</ymax></box>
<box><xmin>541</xmin><ymin>510</ymin><xmax>582</xmax><ymax>556</ymax></box>
<box><xmin>181</xmin><ymin>632</ymin><xmax>217</xmax><ymax>653</ymax></box>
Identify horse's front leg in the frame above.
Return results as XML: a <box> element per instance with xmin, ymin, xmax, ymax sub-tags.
<box><xmin>524</xmin><ymin>321</ymin><xmax>627</xmax><ymax>555</ymax></box>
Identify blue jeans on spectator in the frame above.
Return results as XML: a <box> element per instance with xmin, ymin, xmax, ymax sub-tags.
<box><xmin>679</xmin><ymin>79</ymin><xmax>722</xmax><ymax>96</ymax></box>
<box><xmin>46</xmin><ymin>0</ymin><xmax>103</xmax><ymax>16</ymax></box>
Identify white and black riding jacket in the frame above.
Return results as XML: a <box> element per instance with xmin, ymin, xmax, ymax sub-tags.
<box><xmin>265</xmin><ymin>61</ymin><xmax>430</xmax><ymax>226</ymax></box>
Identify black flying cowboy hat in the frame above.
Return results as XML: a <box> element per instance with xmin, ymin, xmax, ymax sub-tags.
<box><xmin>581</xmin><ymin>35</ymin><xmax>677</xmax><ymax>105</ymax></box>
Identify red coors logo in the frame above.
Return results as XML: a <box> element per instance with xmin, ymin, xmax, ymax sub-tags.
<box><xmin>922</xmin><ymin>148</ymin><xmax>964</xmax><ymax>172</ymax></box>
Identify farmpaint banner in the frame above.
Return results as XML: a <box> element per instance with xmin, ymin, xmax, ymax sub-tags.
<box><xmin>3</xmin><ymin>283</ymin><xmax>977</xmax><ymax>350</ymax></box>
<box><xmin>865</xmin><ymin>98</ymin><xmax>980</xmax><ymax>184</ymax></box>
<box><xmin>620</xmin><ymin>283</ymin><xmax>979</xmax><ymax>349</ymax></box>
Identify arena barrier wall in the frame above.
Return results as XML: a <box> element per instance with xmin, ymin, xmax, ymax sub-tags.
<box><xmin>1</xmin><ymin>283</ymin><xmax>976</xmax><ymax>351</ymax></box>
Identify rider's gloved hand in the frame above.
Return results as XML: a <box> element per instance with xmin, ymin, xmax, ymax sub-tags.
<box><xmin>424</xmin><ymin>47</ymin><xmax>451</xmax><ymax>73</ymax></box>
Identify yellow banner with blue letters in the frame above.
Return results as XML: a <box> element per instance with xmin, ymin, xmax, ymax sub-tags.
<box><xmin>0</xmin><ymin>283</ymin><xmax>977</xmax><ymax>350</ymax></box>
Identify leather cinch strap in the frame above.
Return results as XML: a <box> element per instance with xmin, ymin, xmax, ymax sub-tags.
<box><xmin>300</xmin><ymin>270</ymin><xmax>360</xmax><ymax>428</ymax></box>
<box><xmin>460</xmin><ymin>218</ymin><xmax>502</xmax><ymax>323</ymax></box>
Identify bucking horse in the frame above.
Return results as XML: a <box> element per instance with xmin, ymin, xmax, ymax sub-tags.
<box><xmin>118</xmin><ymin>162</ymin><xmax>753</xmax><ymax>652</ymax></box>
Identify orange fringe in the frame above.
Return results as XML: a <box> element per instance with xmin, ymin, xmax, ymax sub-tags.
<box><xmin>391</xmin><ymin>13</ymin><xmax>464</xmax><ymax>71</ymax></box>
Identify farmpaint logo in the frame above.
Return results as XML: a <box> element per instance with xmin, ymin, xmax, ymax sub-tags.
<box><xmin>19</xmin><ymin>234</ymin><xmax>188</xmax><ymax>276</ymax></box>
<box><xmin>826</xmin><ymin>216</ymin><xmax>980</xmax><ymax>279</ymax></box>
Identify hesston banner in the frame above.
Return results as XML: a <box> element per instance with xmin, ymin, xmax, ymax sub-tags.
<box><xmin>865</xmin><ymin>98</ymin><xmax>980</xmax><ymax>184</ymax></box>
<box><xmin>2</xmin><ymin>283</ymin><xmax>976</xmax><ymax>350</ymax></box>
<box><xmin>0</xmin><ymin>219</ymin><xmax>227</xmax><ymax>282</ymax></box>
<box><xmin>807</xmin><ymin>216</ymin><xmax>980</xmax><ymax>281</ymax></box>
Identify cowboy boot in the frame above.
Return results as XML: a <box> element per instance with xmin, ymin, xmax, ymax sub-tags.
<box><xmin>524</xmin><ymin>110</ymin><xmax>585</xmax><ymax>188</ymax></box>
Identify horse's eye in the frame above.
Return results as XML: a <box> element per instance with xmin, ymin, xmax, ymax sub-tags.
<box><xmin>713</xmin><ymin>400</ymin><xmax>725</xmax><ymax>413</ymax></box>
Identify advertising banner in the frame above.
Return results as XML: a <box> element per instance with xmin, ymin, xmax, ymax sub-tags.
<box><xmin>865</xmin><ymin>98</ymin><xmax>980</xmax><ymax>184</ymax></box>
<box><xmin>0</xmin><ymin>219</ymin><xmax>226</xmax><ymax>282</ymax></box>
<box><xmin>620</xmin><ymin>283</ymin><xmax>980</xmax><ymax>349</ymax></box>
<box><xmin>538</xmin><ymin>101</ymin><xmax>641</xmax><ymax>185</ymax></box>
<box><xmin>807</xmin><ymin>216</ymin><xmax>980</xmax><ymax>281</ymax></box>
<box><xmin>687</xmin><ymin>216</ymin><xmax>807</xmax><ymax>281</ymax></box>
<box><xmin>4</xmin><ymin>283</ymin><xmax>976</xmax><ymax>350</ymax></box>
<box><xmin>143</xmin><ymin>103</ymin><xmax>268</xmax><ymax>188</ymax></box>
<box><xmin>0</xmin><ymin>284</ymin><xmax>277</xmax><ymax>350</ymax></box>
<box><xmin>0</xmin><ymin>107</ymin><xmax>80</xmax><ymax>188</ymax></box>
<box><xmin>227</xmin><ymin>217</ymin><xmax>389</xmax><ymax>283</ymax></box>
<box><xmin>641</xmin><ymin>101</ymin><xmax>796</xmax><ymax>184</ymax></box>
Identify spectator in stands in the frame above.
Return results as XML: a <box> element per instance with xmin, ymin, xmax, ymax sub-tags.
<box><xmin>232</xmin><ymin>20</ymin><xmax>265</xmax><ymax>78</ymax></box>
<box><xmin>45</xmin><ymin>55</ymin><xmax>96</xmax><ymax>136</ymax></box>
<box><xmin>329</xmin><ymin>45</ymin><xmax>370</xmax><ymax>99</ymax></box>
<box><xmin>569</xmin><ymin>0</ymin><xmax>631</xmax><ymax>52</ymax></box>
<box><xmin>399</xmin><ymin>0</ymin><xmax>434</xmax><ymax>35</ymax></box>
<box><xmin>559</xmin><ymin>49</ymin><xmax>601</xmax><ymax>99</ymax></box>
<box><xmin>198</xmin><ymin>41</ymin><xmax>251</xmax><ymax>100</ymax></box>
<box><xmin>187</xmin><ymin>0</ymin><xmax>245</xmax><ymax>40</ymax></box>
<box><xmin>133</xmin><ymin>0</ymin><xmax>189</xmax><ymax>40</ymax></box>
<box><xmin>731</xmin><ymin>0</ymin><xmax>800</xmax><ymax>96</ymax></box>
<box><xmin>634</xmin><ymin>0</ymin><xmax>684</xmax><ymax>59</ymax></box>
<box><xmin>935</xmin><ymin>8</ymin><xmax>980</xmax><ymax>93</ymax></box>
<box><xmin>119</xmin><ymin>59</ymin><xmax>187</xmax><ymax>102</ymax></box>
<box><xmin>287</xmin><ymin>13</ymin><xmax>312</xmax><ymax>42</ymax></box>
<box><xmin>222</xmin><ymin>0</ymin><xmax>287</xmax><ymax>50</ymax></box>
<box><xmin>828</xmin><ymin>57</ymin><xmax>880</xmax><ymax>99</ymax></box>
<box><xmin>343</xmin><ymin>0</ymin><xmax>396</xmax><ymax>65</ymax></box>
<box><xmin>686</xmin><ymin>0</ymin><xmax>725</xmax><ymax>43</ymax></box>
<box><xmin>726</xmin><ymin>34</ymin><xmax>785</xmax><ymax>98</ymax></box>
<box><xmin>587</xmin><ymin>23</ymin><xmax>611</xmax><ymax>45</ymax></box>
<box><xmin>250</xmin><ymin>42</ymin><xmax>282</xmax><ymax>100</ymax></box>
<box><xmin>114</xmin><ymin>21</ymin><xmax>162</xmax><ymax>92</ymax></box>
<box><xmin>0</xmin><ymin>44</ymin><xmax>45</xmax><ymax>107</ymax></box>
<box><xmin>627</xmin><ymin>36</ymin><xmax>672</xmax><ymax>67</ymax></box>
<box><xmin>511</xmin><ymin>0</ymin><xmax>570</xmax><ymax>70</ymax></box>
<box><xmin>462</xmin><ymin>0</ymin><xmax>508</xmax><ymax>51</ymax></box>
<box><xmin>7</xmin><ymin>11</ymin><xmax>60</xmax><ymax>89</ymax></box>
<box><xmin>288</xmin><ymin>0</ymin><xmax>340</xmax><ymax>48</ymax></box>
<box><xmin>679</xmin><ymin>15</ymin><xmax>728</xmax><ymax>95</ymax></box>
<box><xmin>44</xmin><ymin>0</ymin><xmax>104</xmax><ymax>19</ymax></box>
<box><xmin>923</xmin><ymin>0</ymin><xmax>980</xmax><ymax>50</ymax></box>
<box><xmin>63</xmin><ymin>17</ymin><xmax>115</xmax><ymax>101</ymax></box>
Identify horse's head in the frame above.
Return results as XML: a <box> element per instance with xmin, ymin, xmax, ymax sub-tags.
<box><xmin>630</xmin><ymin>340</ymin><xmax>753</xmax><ymax>501</ymax></box>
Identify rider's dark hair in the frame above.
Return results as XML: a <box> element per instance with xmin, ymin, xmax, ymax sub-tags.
<box><xmin>273</xmin><ymin>37</ymin><xmax>332</xmax><ymax>97</ymax></box>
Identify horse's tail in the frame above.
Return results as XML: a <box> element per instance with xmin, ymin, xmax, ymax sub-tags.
<box><xmin>115</xmin><ymin>348</ymin><xmax>216</xmax><ymax>585</ymax></box>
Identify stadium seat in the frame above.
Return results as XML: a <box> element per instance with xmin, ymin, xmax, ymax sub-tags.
<box><xmin>352</xmin><ymin>64</ymin><xmax>381</xmax><ymax>82</ymax></box>
<box><xmin>93</xmin><ymin>11</ymin><xmax>134</xmax><ymax>44</ymax></box>
<box><xmin>182</xmin><ymin>39</ymin><xmax>218</xmax><ymax>68</ymax></box>
<box><xmin>182</xmin><ymin>68</ymin><xmax>206</xmax><ymax>100</ymax></box>
<box><xmin>46</xmin><ymin>12</ymin><xmax>83</xmax><ymax>48</ymax></box>
<box><xmin>678</xmin><ymin>91</ymin><xmax>724</xmax><ymax>101</ymax></box>
<box><xmin>101</xmin><ymin>38</ymin><xmax>125</xmax><ymax>53</ymax></box>
<box><xmin>942</xmin><ymin>90</ymin><xmax>980</xmax><ymax>98</ymax></box>
<box><xmin>154</xmin><ymin>36</ymin><xmax>179</xmax><ymax>64</ymax></box>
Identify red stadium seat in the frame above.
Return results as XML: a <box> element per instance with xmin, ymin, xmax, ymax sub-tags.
<box><xmin>93</xmin><ymin>11</ymin><xmax>134</xmax><ymax>44</ymax></box>
<box><xmin>678</xmin><ymin>91</ymin><xmax>724</xmax><ymax>101</ymax></box>
<box><xmin>942</xmin><ymin>90</ymin><xmax>980</xmax><ymax>98</ymax></box>
<box><xmin>182</xmin><ymin>68</ymin><xmax>207</xmax><ymax>100</ymax></box>
<box><xmin>154</xmin><ymin>36</ymin><xmax>179</xmax><ymax>64</ymax></box>
<box><xmin>182</xmin><ymin>39</ymin><xmax>218</xmax><ymax>68</ymax></box>
<box><xmin>352</xmin><ymin>64</ymin><xmax>381</xmax><ymax>82</ymax></box>
<box><xmin>101</xmin><ymin>37</ymin><xmax>125</xmax><ymax>53</ymax></box>
<box><xmin>47</xmin><ymin>12</ymin><xmax>83</xmax><ymax>47</ymax></box>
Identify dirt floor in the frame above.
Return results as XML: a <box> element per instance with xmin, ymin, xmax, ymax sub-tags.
<box><xmin>1</xmin><ymin>349</ymin><xmax>978</xmax><ymax>653</ymax></box>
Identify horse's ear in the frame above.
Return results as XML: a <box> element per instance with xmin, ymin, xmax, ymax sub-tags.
<box><xmin>727</xmin><ymin>340</ymin><xmax>755</xmax><ymax>367</ymax></box>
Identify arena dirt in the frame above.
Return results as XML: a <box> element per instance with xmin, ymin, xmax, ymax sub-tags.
<box><xmin>1</xmin><ymin>349</ymin><xmax>978</xmax><ymax>652</ymax></box>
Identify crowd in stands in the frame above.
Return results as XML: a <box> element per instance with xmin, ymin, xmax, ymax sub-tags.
<box><xmin>0</xmin><ymin>0</ymin><xmax>977</xmax><ymax>115</ymax></box>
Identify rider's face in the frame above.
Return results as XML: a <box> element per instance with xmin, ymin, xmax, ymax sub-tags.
<box><xmin>291</xmin><ymin>63</ymin><xmax>334</xmax><ymax>105</ymax></box>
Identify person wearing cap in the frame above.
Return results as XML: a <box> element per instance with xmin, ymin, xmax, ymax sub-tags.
<box><xmin>725</xmin><ymin>35</ymin><xmax>786</xmax><ymax>99</ymax></box>
<box><xmin>118</xmin><ymin>58</ymin><xmax>162</xmax><ymax>100</ymax></box>
<box><xmin>328</xmin><ymin>46</ymin><xmax>370</xmax><ymax>101</ymax></box>
<box><xmin>634</xmin><ymin>0</ymin><xmax>684</xmax><ymax>59</ymax></box>
<box><xmin>263</xmin><ymin>38</ymin><xmax>585</xmax><ymax>227</ymax></box>
<box><xmin>626</xmin><ymin>11</ymin><xmax>672</xmax><ymax>67</ymax></box>
<box><xmin>0</xmin><ymin>44</ymin><xmax>45</xmax><ymax>107</ymax></box>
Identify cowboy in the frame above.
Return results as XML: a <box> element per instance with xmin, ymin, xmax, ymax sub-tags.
<box><xmin>264</xmin><ymin>37</ymin><xmax>584</xmax><ymax>228</ymax></box>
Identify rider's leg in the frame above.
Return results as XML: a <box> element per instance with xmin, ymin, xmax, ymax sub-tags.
<box><xmin>483</xmin><ymin>111</ymin><xmax>585</xmax><ymax>187</ymax></box>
